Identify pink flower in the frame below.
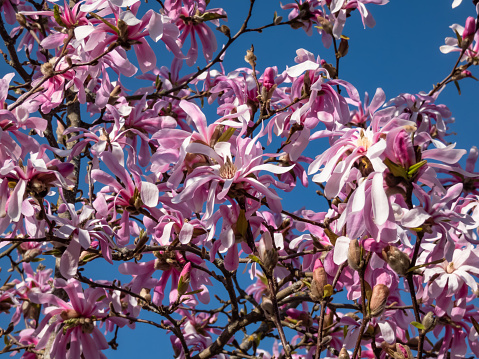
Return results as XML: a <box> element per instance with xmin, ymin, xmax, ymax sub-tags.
<box><xmin>424</xmin><ymin>247</ymin><xmax>479</xmax><ymax>316</ymax></box>
<box><xmin>168</xmin><ymin>3</ymin><xmax>226</xmax><ymax>66</ymax></box>
<box><xmin>91</xmin><ymin>151</ymin><xmax>159</xmax><ymax>245</ymax></box>
<box><xmin>76</xmin><ymin>9</ymin><xmax>182</xmax><ymax>73</ymax></box>
<box><xmin>0</xmin><ymin>156</ymin><xmax>74</xmax><ymax>223</ymax></box>
<box><xmin>47</xmin><ymin>202</ymin><xmax>114</xmax><ymax>279</ymax></box>
<box><xmin>30</xmin><ymin>56</ymin><xmax>88</xmax><ymax>113</ymax></box>
<box><xmin>29</xmin><ymin>278</ymin><xmax>109</xmax><ymax>359</ymax></box>
<box><xmin>171</xmin><ymin>133</ymin><xmax>294</xmax><ymax>218</ymax></box>
<box><xmin>12</xmin><ymin>263</ymin><xmax>52</xmax><ymax>327</ymax></box>
<box><xmin>119</xmin><ymin>251</ymin><xmax>211</xmax><ymax>305</ymax></box>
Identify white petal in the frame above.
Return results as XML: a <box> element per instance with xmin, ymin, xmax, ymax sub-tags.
<box><xmin>74</xmin><ymin>25</ymin><xmax>96</xmax><ymax>41</ymax></box>
<box><xmin>119</xmin><ymin>10</ymin><xmax>141</xmax><ymax>26</ymax></box>
<box><xmin>285</xmin><ymin>60</ymin><xmax>319</xmax><ymax>78</ymax></box>
<box><xmin>141</xmin><ymin>181</ymin><xmax>159</xmax><ymax>207</ymax></box>
<box><xmin>378</xmin><ymin>322</ymin><xmax>395</xmax><ymax>344</ymax></box>
<box><xmin>148</xmin><ymin>12</ymin><xmax>164</xmax><ymax>42</ymax></box>
<box><xmin>371</xmin><ymin>173</ymin><xmax>388</xmax><ymax>226</ymax></box>
<box><xmin>333</xmin><ymin>236</ymin><xmax>350</xmax><ymax>265</ymax></box>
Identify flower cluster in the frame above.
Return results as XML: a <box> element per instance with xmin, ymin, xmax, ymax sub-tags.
<box><xmin>0</xmin><ymin>0</ymin><xmax>478</xmax><ymax>358</ymax></box>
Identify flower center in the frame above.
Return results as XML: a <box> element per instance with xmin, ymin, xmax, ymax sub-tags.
<box><xmin>356</xmin><ymin>130</ymin><xmax>372</xmax><ymax>150</ymax></box>
<box><xmin>219</xmin><ymin>158</ymin><xmax>237</xmax><ymax>179</ymax></box>
<box><xmin>446</xmin><ymin>262</ymin><xmax>455</xmax><ymax>274</ymax></box>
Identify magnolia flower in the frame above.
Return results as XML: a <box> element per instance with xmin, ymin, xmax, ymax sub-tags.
<box><xmin>29</xmin><ymin>278</ymin><xmax>109</xmax><ymax>359</ymax></box>
<box><xmin>47</xmin><ymin>201</ymin><xmax>114</xmax><ymax>279</ymax></box>
<box><xmin>167</xmin><ymin>2</ymin><xmax>226</xmax><ymax>66</ymax></box>
<box><xmin>0</xmin><ymin>156</ymin><xmax>74</xmax><ymax>223</ymax></box>
<box><xmin>424</xmin><ymin>247</ymin><xmax>479</xmax><ymax>301</ymax></box>
<box><xmin>171</xmin><ymin>132</ymin><xmax>294</xmax><ymax>218</ymax></box>
<box><xmin>91</xmin><ymin>151</ymin><xmax>159</xmax><ymax>245</ymax></box>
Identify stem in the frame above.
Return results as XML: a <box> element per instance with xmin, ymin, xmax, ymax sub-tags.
<box><xmin>352</xmin><ymin>253</ymin><xmax>371</xmax><ymax>359</ymax></box>
<box><xmin>428</xmin><ymin>48</ymin><xmax>467</xmax><ymax>97</ymax></box>
<box><xmin>351</xmin><ymin>316</ymin><xmax>369</xmax><ymax>359</ymax></box>
<box><xmin>314</xmin><ymin>300</ymin><xmax>327</xmax><ymax>359</ymax></box>
<box><xmin>267</xmin><ymin>277</ymin><xmax>292</xmax><ymax>359</ymax></box>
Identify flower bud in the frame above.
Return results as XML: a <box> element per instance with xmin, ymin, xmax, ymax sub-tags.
<box><xmin>177</xmin><ymin>262</ymin><xmax>192</xmax><ymax>296</ymax></box>
<box><xmin>382</xmin><ymin>245</ymin><xmax>411</xmax><ymax>276</ymax></box>
<box><xmin>347</xmin><ymin>239</ymin><xmax>362</xmax><ymax>271</ymax></box>
<box><xmin>381</xmin><ymin>343</ymin><xmax>413</xmax><ymax>359</ymax></box>
<box><xmin>316</xmin><ymin>16</ymin><xmax>333</xmax><ymax>35</ymax></box>
<box><xmin>338</xmin><ymin>348</ymin><xmax>350</xmax><ymax>359</ymax></box>
<box><xmin>310</xmin><ymin>266</ymin><xmax>328</xmax><ymax>301</ymax></box>
<box><xmin>262</xmin><ymin>67</ymin><xmax>275</xmax><ymax>91</ymax></box>
<box><xmin>421</xmin><ymin>311</ymin><xmax>436</xmax><ymax>333</ymax></box>
<box><xmin>337</xmin><ymin>38</ymin><xmax>349</xmax><ymax>58</ymax></box>
<box><xmin>60</xmin><ymin>309</ymin><xmax>80</xmax><ymax>320</ymax></box>
<box><xmin>462</xmin><ymin>16</ymin><xmax>476</xmax><ymax>48</ymax></box>
<box><xmin>369</xmin><ymin>284</ymin><xmax>389</xmax><ymax>317</ymax></box>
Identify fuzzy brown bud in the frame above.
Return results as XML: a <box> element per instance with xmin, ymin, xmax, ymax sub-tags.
<box><xmin>65</xmin><ymin>56</ymin><xmax>73</xmax><ymax>67</ymax></box>
<box><xmin>23</xmin><ymin>249</ymin><xmax>41</xmax><ymax>262</ymax></box>
<box><xmin>421</xmin><ymin>311</ymin><xmax>436</xmax><ymax>333</ymax></box>
<box><xmin>347</xmin><ymin>239</ymin><xmax>362</xmax><ymax>271</ymax></box>
<box><xmin>263</xmin><ymin>248</ymin><xmax>278</xmax><ymax>274</ymax></box>
<box><xmin>40</xmin><ymin>58</ymin><xmax>57</xmax><ymax>77</ymax></box>
<box><xmin>337</xmin><ymin>38</ymin><xmax>349</xmax><ymax>58</ymax></box>
<box><xmin>216</xmin><ymin>25</ymin><xmax>230</xmax><ymax>38</ymax></box>
<box><xmin>382</xmin><ymin>343</ymin><xmax>414</xmax><ymax>359</ymax></box>
<box><xmin>310</xmin><ymin>266</ymin><xmax>328</xmax><ymax>301</ymax></box>
<box><xmin>261</xmin><ymin>296</ymin><xmax>275</xmax><ymax>320</ymax></box>
<box><xmin>316</xmin><ymin>16</ymin><xmax>333</xmax><ymax>35</ymax></box>
<box><xmin>369</xmin><ymin>284</ymin><xmax>389</xmax><ymax>317</ymax></box>
<box><xmin>381</xmin><ymin>245</ymin><xmax>411</xmax><ymax>276</ymax></box>
<box><xmin>338</xmin><ymin>348</ymin><xmax>350</xmax><ymax>359</ymax></box>
<box><xmin>16</xmin><ymin>13</ymin><xmax>27</xmax><ymax>28</ymax></box>
<box><xmin>244</xmin><ymin>47</ymin><xmax>256</xmax><ymax>67</ymax></box>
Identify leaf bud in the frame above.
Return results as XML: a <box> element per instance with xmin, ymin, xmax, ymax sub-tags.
<box><xmin>258</xmin><ymin>232</ymin><xmax>278</xmax><ymax>275</ymax></box>
<box><xmin>22</xmin><ymin>248</ymin><xmax>41</xmax><ymax>262</ymax></box>
<box><xmin>244</xmin><ymin>47</ymin><xmax>256</xmax><ymax>67</ymax></box>
<box><xmin>216</xmin><ymin>25</ymin><xmax>230</xmax><ymax>38</ymax></box>
<box><xmin>421</xmin><ymin>311</ymin><xmax>436</xmax><ymax>333</ymax></box>
<box><xmin>347</xmin><ymin>239</ymin><xmax>362</xmax><ymax>271</ymax></box>
<box><xmin>320</xmin><ymin>335</ymin><xmax>332</xmax><ymax>346</ymax></box>
<box><xmin>261</xmin><ymin>296</ymin><xmax>275</xmax><ymax>320</ymax></box>
<box><xmin>369</xmin><ymin>284</ymin><xmax>389</xmax><ymax>317</ymax></box>
<box><xmin>16</xmin><ymin>13</ymin><xmax>27</xmax><ymax>28</ymax></box>
<box><xmin>381</xmin><ymin>245</ymin><xmax>411</xmax><ymax>276</ymax></box>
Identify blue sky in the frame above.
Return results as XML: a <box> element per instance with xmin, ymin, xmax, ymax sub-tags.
<box><xmin>0</xmin><ymin>0</ymin><xmax>478</xmax><ymax>357</ymax></box>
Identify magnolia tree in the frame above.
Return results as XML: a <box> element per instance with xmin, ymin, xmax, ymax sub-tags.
<box><xmin>0</xmin><ymin>0</ymin><xmax>479</xmax><ymax>358</ymax></box>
